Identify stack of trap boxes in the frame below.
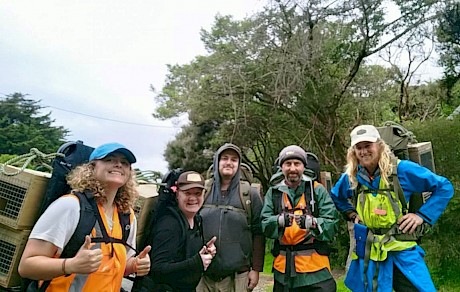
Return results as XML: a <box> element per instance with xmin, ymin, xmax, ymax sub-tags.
<box><xmin>133</xmin><ymin>183</ymin><xmax>158</xmax><ymax>248</ymax></box>
<box><xmin>0</xmin><ymin>165</ymin><xmax>50</xmax><ymax>289</ymax></box>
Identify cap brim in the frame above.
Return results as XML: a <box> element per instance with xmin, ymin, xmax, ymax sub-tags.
<box><xmin>178</xmin><ymin>183</ymin><xmax>205</xmax><ymax>191</ymax></box>
<box><xmin>351</xmin><ymin>137</ymin><xmax>378</xmax><ymax>147</ymax></box>
<box><xmin>114</xmin><ymin>149</ymin><xmax>136</xmax><ymax>164</ymax></box>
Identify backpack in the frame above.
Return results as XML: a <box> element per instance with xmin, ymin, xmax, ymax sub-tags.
<box><xmin>38</xmin><ymin>141</ymin><xmax>94</xmax><ymax>214</ymax></box>
<box><xmin>22</xmin><ymin>141</ymin><xmax>134</xmax><ymax>291</ymax></box>
<box><xmin>203</xmin><ymin>163</ymin><xmax>262</xmax><ymax>223</ymax></box>
<box><xmin>377</xmin><ymin>121</ymin><xmax>417</xmax><ymax>160</ymax></box>
<box><xmin>376</xmin><ymin>122</ymin><xmax>428</xmax><ymax>215</ymax></box>
<box><xmin>132</xmin><ymin>169</ymin><xmax>191</xmax><ymax>291</ymax></box>
<box><xmin>136</xmin><ymin>168</ymin><xmax>188</xmax><ymax>251</ymax></box>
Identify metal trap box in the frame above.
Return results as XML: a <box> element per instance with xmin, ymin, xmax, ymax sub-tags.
<box><xmin>408</xmin><ymin>142</ymin><xmax>435</xmax><ymax>173</ymax></box>
<box><xmin>134</xmin><ymin>183</ymin><xmax>158</xmax><ymax>247</ymax></box>
<box><xmin>0</xmin><ymin>165</ymin><xmax>51</xmax><ymax>230</ymax></box>
<box><xmin>320</xmin><ymin>171</ymin><xmax>332</xmax><ymax>193</ymax></box>
<box><xmin>0</xmin><ymin>225</ymin><xmax>30</xmax><ymax>288</ymax></box>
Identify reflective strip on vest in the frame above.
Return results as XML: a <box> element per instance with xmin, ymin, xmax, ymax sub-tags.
<box><xmin>46</xmin><ymin>204</ymin><xmax>129</xmax><ymax>292</ymax></box>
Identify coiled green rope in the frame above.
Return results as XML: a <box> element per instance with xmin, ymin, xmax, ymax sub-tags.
<box><xmin>0</xmin><ymin>148</ymin><xmax>64</xmax><ymax>176</ymax></box>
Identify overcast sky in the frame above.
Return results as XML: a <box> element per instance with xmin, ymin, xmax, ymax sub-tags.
<box><xmin>1</xmin><ymin>1</ymin><xmax>444</xmax><ymax>174</ymax></box>
<box><xmin>0</xmin><ymin>0</ymin><xmax>265</xmax><ymax>173</ymax></box>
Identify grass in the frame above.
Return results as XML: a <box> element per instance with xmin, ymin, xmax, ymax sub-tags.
<box><xmin>263</xmin><ymin>253</ymin><xmax>274</xmax><ymax>274</ymax></box>
<box><xmin>261</xmin><ymin>251</ymin><xmax>460</xmax><ymax>291</ymax></box>
<box><xmin>336</xmin><ymin>276</ymin><xmax>350</xmax><ymax>292</ymax></box>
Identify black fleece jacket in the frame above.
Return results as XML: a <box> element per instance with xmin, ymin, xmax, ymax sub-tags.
<box><xmin>147</xmin><ymin>206</ymin><xmax>204</xmax><ymax>291</ymax></box>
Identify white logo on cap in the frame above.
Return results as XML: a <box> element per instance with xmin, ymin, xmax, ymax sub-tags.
<box><xmin>187</xmin><ymin>173</ymin><xmax>202</xmax><ymax>182</ymax></box>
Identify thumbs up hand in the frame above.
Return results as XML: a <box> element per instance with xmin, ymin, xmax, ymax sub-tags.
<box><xmin>132</xmin><ymin>245</ymin><xmax>151</xmax><ymax>276</ymax></box>
<box><xmin>67</xmin><ymin>235</ymin><xmax>102</xmax><ymax>274</ymax></box>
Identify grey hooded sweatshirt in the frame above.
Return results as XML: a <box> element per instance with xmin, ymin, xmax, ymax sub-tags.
<box><xmin>200</xmin><ymin>143</ymin><xmax>264</xmax><ymax>281</ymax></box>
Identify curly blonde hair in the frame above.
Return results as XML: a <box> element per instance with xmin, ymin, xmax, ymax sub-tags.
<box><xmin>66</xmin><ymin>162</ymin><xmax>138</xmax><ymax>213</ymax></box>
<box><xmin>345</xmin><ymin>139</ymin><xmax>393</xmax><ymax>189</ymax></box>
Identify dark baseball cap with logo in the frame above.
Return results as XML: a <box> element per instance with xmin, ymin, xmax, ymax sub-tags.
<box><xmin>177</xmin><ymin>171</ymin><xmax>205</xmax><ymax>191</ymax></box>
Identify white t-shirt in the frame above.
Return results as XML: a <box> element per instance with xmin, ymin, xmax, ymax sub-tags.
<box><xmin>30</xmin><ymin>195</ymin><xmax>137</xmax><ymax>257</ymax></box>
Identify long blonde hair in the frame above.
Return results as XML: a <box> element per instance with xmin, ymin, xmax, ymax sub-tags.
<box><xmin>66</xmin><ymin>162</ymin><xmax>138</xmax><ymax>213</ymax></box>
<box><xmin>345</xmin><ymin>139</ymin><xmax>393</xmax><ymax>189</ymax></box>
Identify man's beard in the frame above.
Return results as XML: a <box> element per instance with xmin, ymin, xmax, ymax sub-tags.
<box><xmin>286</xmin><ymin>174</ymin><xmax>301</xmax><ymax>183</ymax></box>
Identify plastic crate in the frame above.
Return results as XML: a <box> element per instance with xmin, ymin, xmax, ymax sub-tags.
<box><xmin>0</xmin><ymin>165</ymin><xmax>51</xmax><ymax>230</ymax></box>
<box><xmin>0</xmin><ymin>225</ymin><xmax>30</xmax><ymax>288</ymax></box>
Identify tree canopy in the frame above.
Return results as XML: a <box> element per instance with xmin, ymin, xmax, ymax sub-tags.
<box><xmin>154</xmin><ymin>0</ymin><xmax>446</xmax><ymax>187</ymax></box>
<box><xmin>0</xmin><ymin>93</ymin><xmax>69</xmax><ymax>155</ymax></box>
<box><xmin>437</xmin><ymin>2</ymin><xmax>460</xmax><ymax>103</ymax></box>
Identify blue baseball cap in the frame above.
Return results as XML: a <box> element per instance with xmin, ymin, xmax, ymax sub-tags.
<box><xmin>89</xmin><ymin>142</ymin><xmax>136</xmax><ymax>164</ymax></box>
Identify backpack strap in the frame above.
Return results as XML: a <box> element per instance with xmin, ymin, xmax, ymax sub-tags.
<box><xmin>119</xmin><ymin>211</ymin><xmax>133</xmax><ymax>244</ymax></box>
<box><xmin>202</xmin><ymin>179</ymin><xmax>256</xmax><ymax>223</ymax></box>
<box><xmin>60</xmin><ymin>191</ymin><xmax>97</xmax><ymax>258</ymax></box>
<box><xmin>305</xmin><ymin>180</ymin><xmax>316</xmax><ymax>217</ymax></box>
<box><xmin>239</xmin><ymin>181</ymin><xmax>252</xmax><ymax>223</ymax></box>
<box><xmin>271</xmin><ymin>180</ymin><xmax>317</xmax><ymax>217</ymax></box>
<box><xmin>33</xmin><ymin>191</ymin><xmax>98</xmax><ymax>291</ymax></box>
<box><xmin>203</xmin><ymin>178</ymin><xmax>214</xmax><ymax>202</ymax></box>
<box><xmin>389</xmin><ymin>156</ymin><xmax>408</xmax><ymax>215</ymax></box>
<box><xmin>88</xmin><ymin>194</ymin><xmax>138</xmax><ymax>254</ymax></box>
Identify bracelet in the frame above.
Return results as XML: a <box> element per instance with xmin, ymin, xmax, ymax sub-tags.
<box><xmin>62</xmin><ymin>258</ymin><xmax>67</xmax><ymax>275</ymax></box>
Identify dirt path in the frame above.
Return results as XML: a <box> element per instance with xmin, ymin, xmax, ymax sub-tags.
<box><xmin>253</xmin><ymin>268</ymin><xmax>346</xmax><ymax>292</ymax></box>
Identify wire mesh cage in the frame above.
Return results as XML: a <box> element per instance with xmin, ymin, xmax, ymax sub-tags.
<box><xmin>408</xmin><ymin>142</ymin><xmax>435</xmax><ymax>173</ymax></box>
<box><xmin>0</xmin><ymin>165</ymin><xmax>50</xmax><ymax>230</ymax></box>
<box><xmin>0</xmin><ymin>226</ymin><xmax>30</xmax><ymax>288</ymax></box>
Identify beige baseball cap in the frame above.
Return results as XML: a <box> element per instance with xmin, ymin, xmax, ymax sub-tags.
<box><xmin>350</xmin><ymin>125</ymin><xmax>380</xmax><ymax>147</ymax></box>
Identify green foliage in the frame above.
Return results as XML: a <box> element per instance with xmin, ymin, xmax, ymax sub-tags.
<box><xmin>156</xmin><ymin>0</ymin><xmax>444</xmax><ymax>183</ymax></box>
<box><xmin>135</xmin><ymin>169</ymin><xmax>163</xmax><ymax>184</ymax></box>
<box><xmin>263</xmin><ymin>250</ymin><xmax>274</xmax><ymax>274</ymax></box>
<box><xmin>409</xmin><ymin>117</ymin><xmax>460</xmax><ymax>179</ymax></box>
<box><xmin>437</xmin><ymin>2</ymin><xmax>460</xmax><ymax>75</ymax></box>
<box><xmin>0</xmin><ymin>93</ymin><xmax>68</xmax><ymax>155</ymax></box>
<box><xmin>437</xmin><ymin>2</ymin><xmax>460</xmax><ymax>103</ymax></box>
<box><xmin>163</xmin><ymin>123</ymin><xmax>216</xmax><ymax>173</ymax></box>
<box><xmin>329</xmin><ymin>221</ymin><xmax>351</xmax><ymax>268</ymax></box>
<box><xmin>403</xmin><ymin>117</ymin><xmax>460</xmax><ymax>290</ymax></box>
<box><xmin>0</xmin><ymin>154</ymin><xmax>16</xmax><ymax>164</ymax></box>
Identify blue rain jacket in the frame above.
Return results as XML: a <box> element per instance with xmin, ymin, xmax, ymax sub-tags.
<box><xmin>330</xmin><ymin>159</ymin><xmax>453</xmax><ymax>291</ymax></box>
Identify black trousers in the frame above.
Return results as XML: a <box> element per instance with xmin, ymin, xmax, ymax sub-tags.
<box><xmin>393</xmin><ymin>264</ymin><xmax>418</xmax><ymax>292</ymax></box>
<box><xmin>273</xmin><ymin>277</ymin><xmax>336</xmax><ymax>292</ymax></box>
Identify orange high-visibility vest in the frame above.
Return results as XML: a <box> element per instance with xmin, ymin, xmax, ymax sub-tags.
<box><xmin>46</xmin><ymin>201</ymin><xmax>133</xmax><ymax>292</ymax></box>
<box><xmin>273</xmin><ymin>191</ymin><xmax>330</xmax><ymax>274</ymax></box>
